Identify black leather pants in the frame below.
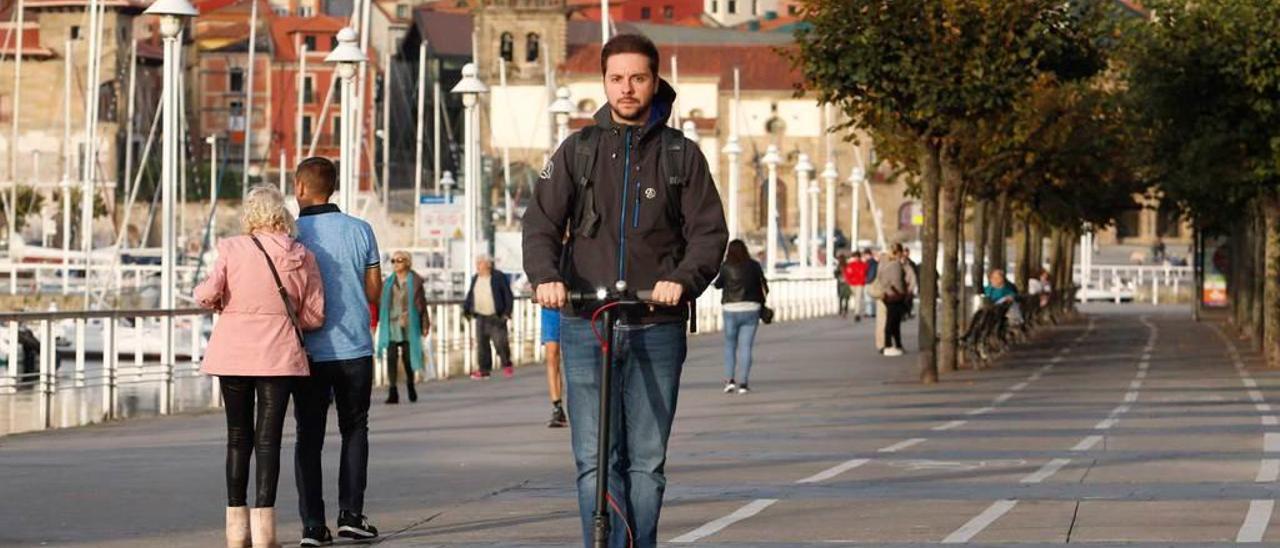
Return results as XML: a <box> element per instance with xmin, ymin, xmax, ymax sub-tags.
<box><xmin>221</xmin><ymin>376</ymin><xmax>294</xmax><ymax>508</ymax></box>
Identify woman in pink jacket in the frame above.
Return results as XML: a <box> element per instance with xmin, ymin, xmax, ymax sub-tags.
<box><xmin>195</xmin><ymin>185</ymin><xmax>325</xmax><ymax>548</ymax></box>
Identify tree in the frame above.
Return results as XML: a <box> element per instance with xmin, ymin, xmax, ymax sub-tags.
<box><xmin>796</xmin><ymin>0</ymin><xmax>1107</xmax><ymax>381</ymax></box>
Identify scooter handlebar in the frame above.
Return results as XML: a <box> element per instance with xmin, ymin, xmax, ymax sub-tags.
<box><xmin>568</xmin><ymin>289</ymin><xmax>655</xmax><ymax>305</ymax></box>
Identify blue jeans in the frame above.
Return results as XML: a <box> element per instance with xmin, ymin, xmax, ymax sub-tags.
<box><xmin>561</xmin><ymin>317</ymin><xmax>687</xmax><ymax>548</ymax></box>
<box><xmin>722</xmin><ymin>309</ymin><xmax>760</xmax><ymax>384</ymax></box>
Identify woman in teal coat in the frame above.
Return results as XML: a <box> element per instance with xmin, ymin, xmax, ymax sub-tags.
<box><xmin>377</xmin><ymin>251</ymin><xmax>431</xmax><ymax>403</ymax></box>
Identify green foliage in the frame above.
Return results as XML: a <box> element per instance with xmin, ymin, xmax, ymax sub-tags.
<box><xmin>1120</xmin><ymin>0</ymin><xmax>1280</xmax><ymax>232</ymax></box>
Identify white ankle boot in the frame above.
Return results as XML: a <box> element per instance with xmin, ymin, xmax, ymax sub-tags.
<box><xmin>249</xmin><ymin>507</ymin><xmax>280</xmax><ymax>548</ymax></box>
<box><xmin>225</xmin><ymin>506</ymin><xmax>250</xmax><ymax>548</ymax></box>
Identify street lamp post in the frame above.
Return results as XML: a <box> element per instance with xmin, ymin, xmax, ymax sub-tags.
<box><xmin>822</xmin><ymin>161</ymin><xmax>838</xmax><ymax>266</ymax></box>
<box><xmin>762</xmin><ymin>145</ymin><xmax>781</xmax><ymax>277</ymax></box>
<box><xmin>326</xmin><ymin>28</ymin><xmax>366</xmax><ymax>214</ymax></box>
<box><xmin>440</xmin><ymin>170</ymin><xmax>456</xmax><ymax>202</ymax></box>
<box><xmin>795</xmin><ymin>153</ymin><xmax>814</xmax><ymax>269</ymax></box>
<box><xmin>722</xmin><ymin>137</ymin><xmax>742</xmax><ymax>240</ymax></box>
<box><xmin>144</xmin><ymin>0</ymin><xmax>197</xmax><ymax>415</ymax></box>
<box><xmin>681</xmin><ymin>120</ymin><xmax>698</xmax><ymax>144</ymax></box>
<box><xmin>849</xmin><ymin>166</ymin><xmax>865</xmax><ymax>253</ymax></box>
<box><xmin>548</xmin><ymin>86</ymin><xmax>574</xmax><ymax>147</ymax></box>
<box><xmin>451</xmin><ymin>63</ymin><xmax>488</xmax><ymax>283</ymax></box>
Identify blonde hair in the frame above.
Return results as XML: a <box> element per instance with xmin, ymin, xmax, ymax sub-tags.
<box><xmin>241</xmin><ymin>185</ymin><xmax>296</xmax><ymax>236</ymax></box>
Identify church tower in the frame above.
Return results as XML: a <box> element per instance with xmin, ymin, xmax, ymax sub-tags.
<box><xmin>474</xmin><ymin>0</ymin><xmax>569</xmax><ymax>85</ymax></box>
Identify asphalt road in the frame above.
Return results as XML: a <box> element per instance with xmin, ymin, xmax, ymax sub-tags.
<box><xmin>4</xmin><ymin>304</ymin><xmax>1276</xmax><ymax>547</ymax></box>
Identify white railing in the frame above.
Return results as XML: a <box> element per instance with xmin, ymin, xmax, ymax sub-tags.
<box><xmin>2</xmin><ymin>277</ymin><xmax>837</xmax><ymax>436</ymax></box>
<box><xmin>1073</xmin><ymin>264</ymin><xmax>1193</xmax><ymax>304</ymax></box>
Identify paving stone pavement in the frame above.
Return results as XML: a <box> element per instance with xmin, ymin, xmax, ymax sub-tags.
<box><xmin>2</xmin><ymin>304</ymin><xmax>1276</xmax><ymax>547</ymax></box>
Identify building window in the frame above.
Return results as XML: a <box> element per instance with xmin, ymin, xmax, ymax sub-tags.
<box><xmin>303</xmin><ymin>35</ymin><xmax>317</xmax><ymax>52</ymax></box>
<box><xmin>299</xmin><ymin>5</ymin><xmax>313</xmax><ymax>16</ymax></box>
<box><xmin>752</xmin><ymin>0</ymin><xmax>758</xmax><ymax>15</ymax></box>
<box><xmin>228</xmin><ymin>101</ymin><xmax>245</xmax><ymax>131</ymax></box>
<box><xmin>526</xmin><ymin>33</ymin><xmax>540</xmax><ymax>63</ymax></box>
<box><xmin>640</xmin><ymin>6</ymin><xmax>651</xmax><ymax>19</ymax></box>
<box><xmin>765</xmin><ymin>116</ymin><xmax>786</xmax><ymax>136</ymax></box>
<box><xmin>70</xmin><ymin>26</ymin><xmax>81</xmax><ymax>40</ymax></box>
<box><xmin>787</xmin><ymin>3</ymin><xmax>798</xmax><ymax>15</ymax></box>
<box><xmin>331</xmin><ymin>35</ymin><xmax>339</xmax><ymax>50</ymax></box>
<box><xmin>229</xmin><ymin>68</ymin><xmax>244</xmax><ymax>92</ymax></box>
<box><xmin>500</xmin><ymin>32</ymin><xmax>514</xmax><ymax>62</ymax></box>
<box><xmin>728</xmin><ymin>0</ymin><xmax>736</xmax><ymax>14</ymax></box>
<box><xmin>303</xmin><ymin>76</ymin><xmax>315</xmax><ymax>104</ymax></box>
<box><xmin>663</xmin><ymin>5</ymin><xmax>674</xmax><ymax>19</ymax></box>
<box><xmin>396</xmin><ymin>4</ymin><xmax>408</xmax><ymax>18</ymax></box>
<box><xmin>710</xmin><ymin>0</ymin><xmax>717</xmax><ymax>13</ymax></box>
<box><xmin>332</xmin><ymin>116</ymin><xmax>342</xmax><ymax>146</ymax></box>
<box><xmin>302</xmin><ymin>116</ymin><xmax>314</xmax><ymax>145</ymax></box>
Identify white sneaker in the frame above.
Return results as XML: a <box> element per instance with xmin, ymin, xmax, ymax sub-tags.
<box><xmin>883</xmin><ymin>347</ymin><xmax>904</xmax><ymax>357</ymax></box>
<box><xmin>724</xmin><ymin>381</ymin><xmax>737</xmax><ymax>394</ymax></box>
<box><xmin>737</xmin><ymin>384</ymin><xmax>751</xmax><ymax>394</ymax></box>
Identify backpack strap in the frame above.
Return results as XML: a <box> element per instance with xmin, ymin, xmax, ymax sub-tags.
<box><xmin>659</xmin><ymin>127</ymin><xmax>688</xmax><ymax>226</ymax></box>
<box><xmin>571</xmin><ymin>126</ymin><xmax>602</xmax><ymax>238</ymax></box>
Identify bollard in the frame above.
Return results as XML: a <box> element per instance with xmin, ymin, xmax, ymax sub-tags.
<box><xmin>4</xmin><ymin>321</ymin><xmax>17</xmax><ymax>393</ymax></box>
<box><xmin>1151</xmin><ymin>276</ymin><xmax>1158</xmax><ymax>305</ymax></box>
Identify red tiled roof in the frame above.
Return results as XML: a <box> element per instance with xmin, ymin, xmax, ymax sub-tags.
<box><xmin>21</xmin><ymin>0</ymin><xmax>147</xmax><ymax>8</ymax></box>
<box><xmin>269</xmin><ymin>15</ymin><xmax>348</xmax><ymax>62</ymax></box>
<box><xmin>562</xmin><ymin>43</ymin><xmax>800</xmax><ymax>91</ymax></box>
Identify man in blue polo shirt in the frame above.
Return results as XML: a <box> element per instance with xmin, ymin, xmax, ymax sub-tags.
<box><xmin>291</xmin><ymin>157</ymin><xmax>384</xmax><ymax>546</ymax></box>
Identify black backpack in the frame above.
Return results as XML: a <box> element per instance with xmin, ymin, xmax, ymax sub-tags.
<box><xmin>569</xmin><ymin>124</ymin><xmax>690</xmax><ymax>239</ymax></box>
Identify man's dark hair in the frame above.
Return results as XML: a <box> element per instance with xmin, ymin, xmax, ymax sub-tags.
<box><xmin>297</xmin><ymin>156</ymin><xmax>337</xmax><ymax>197</ymax></box>
<box><xmin>600</xmin><ymin>34</ymin><xmax>660</xmax><ymax>76</ymax></box>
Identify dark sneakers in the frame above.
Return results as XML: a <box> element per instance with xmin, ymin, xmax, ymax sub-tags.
<box><xmin>299</xmin><ymin>526</ymin><xmax>333</xmax><ymax>546</ymax></box>
<box><xmin>548</xmin><ymin>404</ymin><xmax>568</xmax><ymax>428</ymax></box>
<box><xmin>337</xmin><ymin>511</ymin><xmax>379</xmax><ymax>540</ymax></box>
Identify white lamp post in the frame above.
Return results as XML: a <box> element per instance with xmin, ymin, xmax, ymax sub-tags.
<box><xmin>722</xmin><ymin>137</ymin><xmax>742</xmax><ymax>240</ymax></box>
<box><xmin>451</xmin><ymin>62</ymin><xmax>488</xmax><ymax>283</ymax></box>
<box><xmin>326</xmin><ymin>27</ymin><xmax>366</xmax><ymax>214</ymax></box>
<box><xmin>849</xmin><ymin>166</ymin><xmax>865</xmax><ymax>253</ymax></box>
<box><xmin>440</xmin><ymin>170</ymin><xmax>456</xmax><ymax>201</ymax></box>
<box><xmin>548</xmin><ymin>86</ymin><xmax>574</xmax><ymax>147</ymax></box>
<box><xmin>794</xmin><ymin>153</ymin><xmax>814</xmax><ymax>269</ymax></box>
<box><xmin>145</xmin><ymin>0</ymin><xmax>197</xmax><ymax>415</ymax></box>
<box><xmin>822</xmin><ymin>161</ymin><xmax>838</xmax><ymax>267</ymax></box>
<box><xmin>681</xmin><ymin>119</ymin><xmax>698</xmax><ymax>144</ymax></box>
<box><xmin>762</xmin><ymin>145</ymin><xmax>781</xmax><ymax>277</ymax></box>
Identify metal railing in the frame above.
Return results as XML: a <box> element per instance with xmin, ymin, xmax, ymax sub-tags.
<box><xmin>0</xmin><ymin>261</ymin><xmax>202</xmax><ymax>296</ymax></box>
<box><xmin>1</xmin><ymin>277</ymin><xmax>837</xmax><ymax>436</ymax></box>
<box><xmin>1073</xmin><ymin>264</ymin><xmax>1193</xmax><ymax>304</ymax></box>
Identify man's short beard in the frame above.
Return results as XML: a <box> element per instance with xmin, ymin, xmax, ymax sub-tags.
<box><xmin>610</xmin><ymin>101</ymin><xmax>651</xmax><ymax>124</ymax></box>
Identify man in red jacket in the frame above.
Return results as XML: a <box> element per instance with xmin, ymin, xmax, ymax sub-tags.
<box><xmin>843</xmin><ymin>251</ymin><xmax>869</xmax><ymax>322</ymax></box>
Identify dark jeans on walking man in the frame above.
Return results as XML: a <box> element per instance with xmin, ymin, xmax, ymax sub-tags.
<box><xmin>561</xmin><ymin>318</ymin><xmax>687</xmax><ymax>547</ymax></box>
<box><xmin>293</xmin><ymin>357</ymin><xmax>374</xmax><ymax>528</ymax></box>
<box><xmin>475</xmin><ymin>314</ymin><xmax>513</xmax><ymax>374</ymax></box>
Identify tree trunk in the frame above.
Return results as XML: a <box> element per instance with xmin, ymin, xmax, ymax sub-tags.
<box><xmin>989</xmin><ymin>190</ymin><xmax>1009</xmax><ymax>272</ymax></box>
<box><xmin>1232</xmin><ymin>212</ymin><xmax>1247</xmax><ymax>331</ymax></box>
<box><xmin>1030</xmin><ymin>220</ymin><xmax>1045</xmax><ymax>279</ymax></box>
<box><xmin>939</xmin><ymin>160</ymin><xmax>962</xmax><ymax>374</ymax></box>
<box><xmin>1264</xmin><ymin>190</ymin><xmax>1280</xmax><ymax>368</ymax></box>
<box><xmin>918</xmin><ymin>141</ymin><xmax>942</xmax><ymax>384</ymax></box>
<box><xmin>1255</xmin><ymin>198</ymin><xmax>1266</xmax><ymax>352</ymax></box>
<box><xmin>1016</xmin><ymin>218</ymin><xmax>1031</xmax><ymax>290</ymax></box>
<box><xmin>972</xmin><ymin>199</ymin><xmax>989</xmax><ymax>295</ymax></box>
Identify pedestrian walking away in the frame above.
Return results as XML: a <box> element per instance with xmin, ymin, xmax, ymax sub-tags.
<box><xmin>463</xmin><ymin>256</ymin><xmax>516</xmax><ymax>380</ymax></box>
<box><xmin>843</xmin><ymin>251</ymin><xmax>869</xmax><ymax>322</ymax></box>
<box><xmin>195</xmin><ymin>185</ymin><xmax>326</xmax><ymax>548</ymax></box>
<box><xmin>834</xmin><ymin>253</ymin><xmax>851</xmax><ymax>319</ymax></box>
<box><xmin>522</xmin><ymin>33</ymin><xmax>729</xmax><ymax>548</ymax></box>
<box><xmin>376</xmin><ymin>250</ymin><xmax>431</xmax><ymax>404</ymax></box>
<box><xmin>715</xmin><ymin>240</ymin><xmax>768</xmax><ymax>394</ymax></box>
<box><xmin>290</xmin><ymin>157</ymin><xmax>384</xmax><ymax>546</ymax></box>
<box><xmin>542</xmin><ymin>307</ymin><xmax>569</xmax><ymax>427</ymax></box>
<box><xmin>873</xmin><ymin>243</ymin><xmax>917</xmax><ymax>357</ymax></box>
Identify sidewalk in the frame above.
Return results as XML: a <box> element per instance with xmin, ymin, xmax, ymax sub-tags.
<box><xmin>4</xmin><ymin>305</ymin><xmax>1276</xmax><ymax>546</ymax></box>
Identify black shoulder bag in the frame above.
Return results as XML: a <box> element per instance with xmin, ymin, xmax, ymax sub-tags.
<box><xmin>249</xmin><ymin>235</ymin><xmax>310</xmax><ymax>359</ymax></box>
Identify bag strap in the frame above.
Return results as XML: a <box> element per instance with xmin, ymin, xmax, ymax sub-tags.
<box><xmin>659</xmin><ymin>127</ymin><xmax>687</xmax><ymax>226</ymax></box>
<box><xmin>249</xmin><ymin>235</ymin><xmax>307</xmax><ymax>349</ymax></box>
<box><xmin>571</xmin><ymin>126</ymin><xmax>602</xmax><ymax>238</ymax></box>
